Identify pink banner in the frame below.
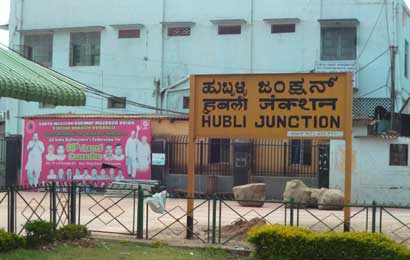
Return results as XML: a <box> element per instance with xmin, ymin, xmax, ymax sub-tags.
<box><xmin>21</xmin><ymin>118</ymin><xmax>152</xmax><ymax>187</ymax></box>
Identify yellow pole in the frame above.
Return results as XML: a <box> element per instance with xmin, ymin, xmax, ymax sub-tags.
<box><xmin>344</xmin><ymin>73</ymin><xmax>353</xmax><ymax>231</ymax></box>
<box><xmin>186</xmin><ymin>136</ymin><xmax>195</xmax><ymax>238</ymax></box>
<box><xmin>187</xmin><ymin>76</ymin><xmax>196</xmax><ymax>239</ymax></box>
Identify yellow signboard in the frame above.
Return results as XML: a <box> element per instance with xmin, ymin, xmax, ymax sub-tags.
<box><xmin>189</xmin><ymin>73</ymin><xmax>352</xmax><ymax>139</ymax></box>
<box><xmin>186</xmin><ymin>73</ymin><xmax>353</xmax><ymax>237</ymax></box>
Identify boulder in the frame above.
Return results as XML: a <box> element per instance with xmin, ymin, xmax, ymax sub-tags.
<box><xmin>232</xmin><ymin>183</ymin><xmax>266</xmax><ymax>207</ymax></box>
<box><xmin>283</xmin><ymin>180</ymin><xmax>311</xmax><ymax>205</ymax></box>
<box><xmin>318</xmin><ymin>189</ymin><xmax>344</xmax><ymax>210</ymax></box>
<box><xmin>307</xmin><ymin>188</ymin><xmax>322</xmax><ymax>207</ymax></box>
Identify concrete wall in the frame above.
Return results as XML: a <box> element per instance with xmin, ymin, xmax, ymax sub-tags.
<box><xmin>165</xmin><ymin>173</ymin><xmax>317</xmax><ymax>199</ymax></box>
<box><xmin>330</xmin><ymin>128</ymin><xmax>410</xmax><ymax>206</ymax></box>
<box><xmin>2</xmin><ymin>0</ymin><xmax>410</xmax><ymax>134</ymax></box>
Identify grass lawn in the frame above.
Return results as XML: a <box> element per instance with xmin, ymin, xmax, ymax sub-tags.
<box><xmin>0</xmin><ymin>240</ymin><xmax>237</xmax><ymax>260</ymax></box>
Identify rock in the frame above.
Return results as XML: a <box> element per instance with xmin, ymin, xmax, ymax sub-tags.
<box><xmin>283</xmin><ymin>180</ymin><xmax>311</xmax><ymax>204</ymax></box>
<box><xmin>282</xmin><ymin>180</ymin><xmax>344</xmax><ymax>210</ymax></box>
<box><xmin>232</xmin><ymin>183</ymin><xmax>266</xmax><ymax>207</ymax></box>
<box><xmin>318</xmin><ymin>189</ymin><xmax>344</xmax><ymax>210</ymax></box>
<box><xmin>307</xmin><ymin>188</ymin><xmax>322</xmax><ymax>207</ymax></box>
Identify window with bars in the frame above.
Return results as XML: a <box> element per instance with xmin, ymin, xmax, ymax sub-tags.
<box><xmin>118</xmin><ymin>29</ymin><xmax>140</xmax><ymax>39</ymax></box>
<box><xmin>168</xmin><ymin>27</ymin><xmax>191</xmax><ymax>37</ymax></box>
<box><xmin>271</xmin><ymin>24</ymin><xmax>295</xmax><ymax>34</ymax></box>
<box><xmin>70</xmin><ymin>32</ymin><xmax>101</xmax><ymax>66</ymax></box>
<box><xmin>321</xmin><ymin>27</ymin><xmax>356</xmax><ymax>60</ymax></box>
<box><xmin>183</xmin><ymin>96</ymin><xmax>190</xmax><ymax>109</ymax></box>
<box><xmin>23</xmin><ymin>34</ymin><xmax>53</xmax><ymax>67</ymax></box>
<box><xmin>290</xmin><ymin>140</ymin><xmax>312</xmax><ymax>165</ymax></box>
<box><xmin>405</xmin><ymin>40</ymin><xmax>409</xmax><ymax>78</ymax></box>
<box><xmin>209</xmin><ymin>139</ymin><xmax>230</xmax><ymax>163</ymax></box>
<box><xmin>107</xmin><ymin>97</ymin><xmax>126</xmax><ymax>109</ymax></box>
<box><xmin>218</xmin><ymin>25</ymin><xmax>241</xmax><ymax>35</ymax></box>
<box><xmin>389</xmin><ymin>144</ymin><xmax>408</xmax><ymax>166</ymax></box>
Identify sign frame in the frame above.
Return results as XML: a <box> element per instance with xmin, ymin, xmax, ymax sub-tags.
<box><xmin>186</xmin><ymin>73</ymin><xmax>353</xmax><ymax>238</ymax></box>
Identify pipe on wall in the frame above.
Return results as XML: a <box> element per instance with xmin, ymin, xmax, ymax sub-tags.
<box><xmin>157</xmin><ymin>0</ymin><xmax>166</xmax><ymax>114</ymax></box>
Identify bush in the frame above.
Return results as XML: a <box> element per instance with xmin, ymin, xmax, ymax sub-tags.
<box><xmin>247</xmin><ymin>225</ymin><xmax>410</xmax><ymax>260</ymax></box>
<box><xmin>24</xmin><ymin>220</ymin><xmax>56</xmax><ymax>247</ymax></box>
<box><xmin>57</xmin><ymin>224</ymin><xmax>89</xmax><ymax>241</ymax></box>
<box><xmin>0</xmin><ymin>229</ymin><xmax>25</xmax><ymax>252</ymax></box>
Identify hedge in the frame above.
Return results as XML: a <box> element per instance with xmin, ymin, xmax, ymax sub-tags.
<box><xmin>24</xmin><ymin>220</ymin><xmax>56</xmax><ymax>248</ymax></box>
<box><xmin>0</xmin><ymin>229</ymin><xmax>25</xmax><ymax>252</ymax></box>
<box><xmin>57</xmin><ymin>224</ymin><xmax>89</xmax><ymax>241</ymax></box>
<box><xmin>247</xmin><ymin>225</ymin><xmax>410</xmax><ymax>260</ymax></box>
<box><xmin>0</xmin><ymin>222</ymin><xmax>90</xmax><ymax>254</ymax></box>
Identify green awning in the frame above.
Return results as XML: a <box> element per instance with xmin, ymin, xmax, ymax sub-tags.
<box><xmin>0</xmin><ymin>47</ymin><xmax>86</xmax><ymax>106</ymax></box>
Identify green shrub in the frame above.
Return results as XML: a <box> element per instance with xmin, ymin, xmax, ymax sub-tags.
<box><xmin>56</xmin><ymin>224</ymin><xmax>89</xmax><ymax>241</ymax></box>
<box><xmin>0</xmin><ymin>229</ymin><xmax>25</xmax><ymax>252</ymax></box>
<box><xmin>247</xmin><ymin>225</ymin><xmax>410</xmax><ymax>260</ymax></box>
<box><xmin>24</xmin><ymin>220</ymin><xmax>56</xmax><ymax>247</ymax></box>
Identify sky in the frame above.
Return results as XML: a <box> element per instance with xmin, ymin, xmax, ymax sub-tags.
<box><xmin>0</xmin><ymin>0</ymin><xmax>410</xmax><ymax>46</ymax></box>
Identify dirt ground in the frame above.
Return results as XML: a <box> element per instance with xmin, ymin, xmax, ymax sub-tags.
<box><xmin>1</xmin><ymin>191</ymin><xmax>409</xmax><ymax>248</ymax></box>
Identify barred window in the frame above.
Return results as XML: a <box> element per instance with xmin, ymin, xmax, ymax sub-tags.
<box><xmin>23</xmin><ymin>34</ymin><xmax>53</xmax><ymax>67</ymax></box>
<box><xmin>321</xmin><ymin>27</ymin><xmax>356</xmax><ymax>60</ymax></box>
<box><xmin>271</xmin><ymin>24</ymin><xmax>295</xmax><ymax>34</ymax></box>
<box><xmin>218</xmin><ymin>25</ymin><xmax>241</xmax><ymax>35</ymax></box>
<box><xmin>70</xmin><ymin>32</ymin><xmax>101</xmax><ymax>66</ymax></box>
<box><xmin>183</xmin><ymin>96</ymin><xmax>190</xmax><ymax>109</ymax></box>
<box><xmin>107</xmin><ymin>97</ymin><xmax>126</xmax><ymax>109</ymax></box>
<box><xmin>389</xmin><ymin>144</ymin><xmax>408</xmax><ymax>166</ymax></box>
<box><xmin>168</xmin><ymin>27</ymin><xmax>191</xmax><ymax>37</ymax></box>
<box><xmin>118</xmin><ymin>29</ymin><xmax>140</xmax><ymax>39</ymax></box>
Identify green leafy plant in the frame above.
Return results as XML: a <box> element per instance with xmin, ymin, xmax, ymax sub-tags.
<box><xmin>24</xmin><ymin>220</ymin><xmax>56</xmax><ymax>247</ymax></box>
<box><xmin>247</xmin><ymin>225</ymin><xmax>410</xmax><ymax>260</ymax></box>
<box><xmin>56</xmin><ymin>224</ymin><xmax>89</xmax><ymax>241</ymax></box>
<box><xmin>0</xmin><ymin>229</ymin><xmax>25</xmax><ymax>252</ymax></box>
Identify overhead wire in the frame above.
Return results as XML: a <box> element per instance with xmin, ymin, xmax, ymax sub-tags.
<box><xmin>356</xmin><ymin>48</ymin><xmax>389</xmax><ymax>73</ymax></box>
<box><xmin>357</xmin><ymin>2</ymin><xmax>385</xmax><ymax>61</ymax></box>
<box><xmin>0</xmin><ymin>42</ymin><xmax>187</xmax><ymax>115</ymax></box>
<box><xmin>1</xmin><ymin>8</ymin><xmax>396</xmax><ymax>112</ymax></box>
<box><xmin>84</xmin><ymin>94</ymin><xmax>159</xmax><ymax>114</ymax></box>
<box><xmin>356</xmin><ymin>84</ymin><xmax>389</xmax><ymax>98</ymax></box>
<box><xmin>356</xmin><ymin>67</ymin><xmax>391</xmax><ymax>98</ymax></box>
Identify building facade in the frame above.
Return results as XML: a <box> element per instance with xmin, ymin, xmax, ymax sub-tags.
<box><xmin>2</xmin><ymin>0</ymin><xmax>410</xmax><ymax>202</ymax></box>
<box><xmin>1</xmin><ymin>0</ymin><xmax>409</xmax><ymax>134</ymax></box>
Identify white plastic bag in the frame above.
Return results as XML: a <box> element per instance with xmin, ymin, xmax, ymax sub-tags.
<box><xmin>146</xmin><ymin>190</ymin><xmax>167</xmax><ymax>214</ymax></box>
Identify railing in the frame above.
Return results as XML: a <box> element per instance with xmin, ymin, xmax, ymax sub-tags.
<box><xmin>166</xmin><ymin>136</ymin><xmax>325</xmax><ymax>177</ymax></box>
<box><xmin>1</xmin><ymin>185</ymin><xmax>410</xmax><ymax>247</ymax></box>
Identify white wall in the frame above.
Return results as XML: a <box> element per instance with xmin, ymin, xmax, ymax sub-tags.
<box><xmin>330</xmin><ymin>130</ymin><xmax>410</xmax><ymax>206</ymax></box>
<box><xmin>2</xmin><ymin>0</ymin><xmax>410</xmax><ymax>134</ymax></box>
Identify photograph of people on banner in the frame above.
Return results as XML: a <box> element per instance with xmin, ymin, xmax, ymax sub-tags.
<box><xmin>21</xmin><ymin>119</ymin><xmax>152</xmax><ymax>187</ymax></box>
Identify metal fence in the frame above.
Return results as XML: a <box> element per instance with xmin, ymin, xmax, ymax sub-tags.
<box><xmin>1</xmin><ymin>184</ymin><xmax>410</xmax><ymax>247</ymax></box>
<box><xmin>166</xmin><ymin>136</ymin><xmax>326</xmax><ymax>177</ymax></box>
